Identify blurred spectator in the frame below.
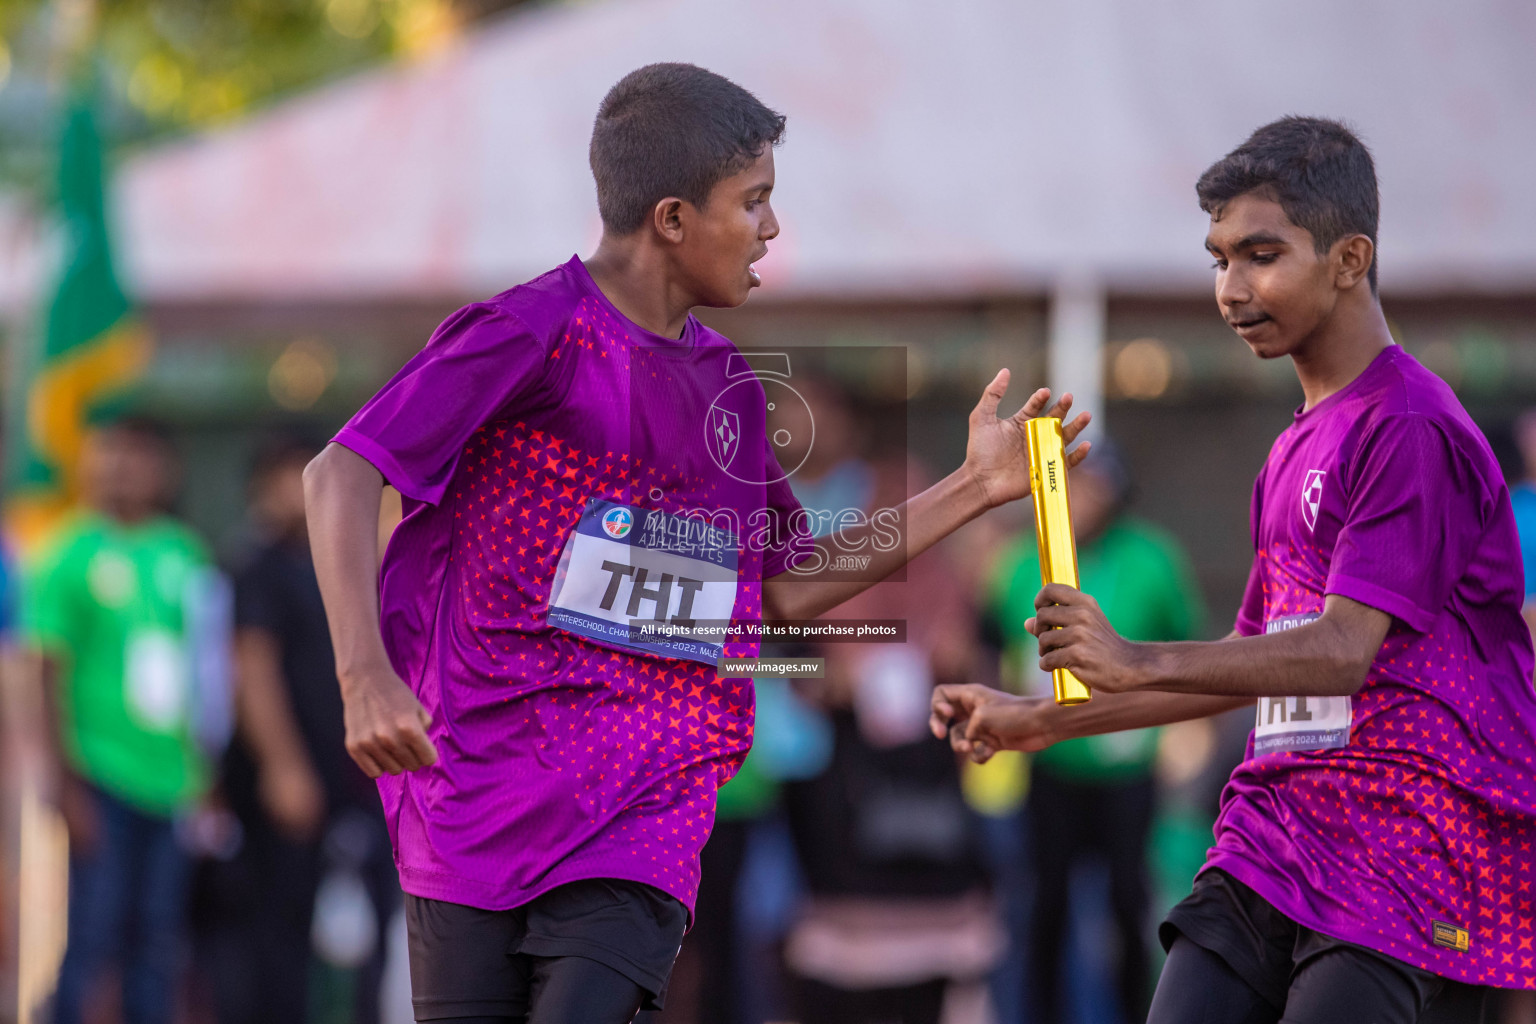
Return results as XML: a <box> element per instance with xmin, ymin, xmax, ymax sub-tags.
<box><xmin>1511</xmin><ymin>411</ymin><xmax>1536</xmax><ymax>635</ymax></box>
<box><xmin>668</xmin><ymin>656</ymin><xmax>838</xmax><ymax>1024</ymax></box>
<box><xmin>0</xmin><ymin>538</ymin><xmax>14</xmax><ymax>641</ymax></box>
<box><xmin>781</xmin><ymin>528</ymin><xmax>1004</xmax><ymax>1024</ymax></box>
<box><xmin>770</xmin><ymin>380</ymin><xmax>1003</xmax><ymax>1024</ymax></box>
<box><xmin>984</xmin><ymin>440</ymin><xmax>1204</xmax><ymax>1024</ymax></box>
<box><xmin>0</xmin><ymin>527</ymin><xmax>16</xmax><ymax>1004</ymax></box>
<box><xmin>19</xmin><ymin>418</ymin><xmax>225</xmax><ymax>1024</ymax></box>
<box><xmin>194</xmin><ymin>437</ymin><xmax>397</xmax><ymax>1024</ymax></box>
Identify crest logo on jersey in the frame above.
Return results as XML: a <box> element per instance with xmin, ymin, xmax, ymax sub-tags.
<box><xmin>1300</xmin><ymin>469</ymin><xmax>1326</xmax><ymax>530</ymax></box>
<box><xmin>602</xmin><ymin>506</ymin><xmax>634</xmax><ymax>539</ymax></box>
<box><xmin>707</xmin><ymin>404</ymin><xmax>740</xmax><ymax>470</ymax></box>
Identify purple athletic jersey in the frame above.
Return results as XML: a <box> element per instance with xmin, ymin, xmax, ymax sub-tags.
<box><xmin>1210</xmin><ymin>345</ymin><xmax>1536</xmax><ymax>987</ymax></box>
<box><xmin>335</xmin><ymin>257</ymin><xmax>809</xmax><ymax>916</ymax></box>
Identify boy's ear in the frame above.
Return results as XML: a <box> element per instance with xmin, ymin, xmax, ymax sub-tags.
<box><xmin>651</xmin><ymin>197</ymin><xmax>686</xmax><ymax>244</ymax></box>
<box><xmin>1333</xmin><ymin>234</ymin><xmax>1374</xmax><ymax>291</ymax></box>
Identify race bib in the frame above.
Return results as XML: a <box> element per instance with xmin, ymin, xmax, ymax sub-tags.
<box><xmin>1253</xmin><ymin>613</ymin><xmax>1352</xmax><ymax>755</ymax></box>
<box><xmin>547</xmin><ymin>499</ymin><xmax>739</xmax><ymax>665</ymax></box>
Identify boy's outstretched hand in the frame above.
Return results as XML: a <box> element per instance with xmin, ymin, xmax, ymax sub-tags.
<box><xmin>929</xmin><ymin>683</ymin><xmax>1057</xmax><ymax>763</ymax></box>
<box><xmin>963</xmin><ymin>371</ymin><xmax>1092</xmax><ymax>509</ymax></box>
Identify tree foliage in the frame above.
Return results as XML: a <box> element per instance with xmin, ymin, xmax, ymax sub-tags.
<box><xmin>0</xmin><ymin>0</ymin><xmax>533</xmax><ymax>190</ymax></box>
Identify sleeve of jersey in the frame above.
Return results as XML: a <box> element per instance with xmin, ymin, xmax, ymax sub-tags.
<box><xmin>332</xmin><ymin>303</ymin><xmax>546</xmax><ymax>505</ymax></box>
<box><xmin>1234</xmin><ymin>558</ymin><xmax>1265</xmax><ymax>637</ymax></box>
<box><xmin>1234</xmin><ymin>474</ymin><xmax>1266</xmax><ymax>637</ymax></box>
<box><xmin>1325</xmin><ymin>414</ymin><xmax>1487</xmax><ymax>634</ymax></box>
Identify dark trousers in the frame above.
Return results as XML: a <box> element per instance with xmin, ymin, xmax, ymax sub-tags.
<box><xmin>195</xmin><ymin>809</ymin><xmax>396</xmax><ymax>1024</ymax></box>
<box><xmin>53</xmin><ymin>785</ymin><xmax>191</xmax><ymax>1024</ymax></box>
<box><xmin>793</xmin><ymin>977</ymin><xmax>947</xmax><ymax>1024</ymax></box>
<box><xmin>1154</xmin><ymin>869</ymin><xmax>1493</xmax><ymax>1024</ymax></box>
<box><xmin>1149</xmin><ymin>936</ymin><xmax>1491</xmax><ymax>1024</ymax></box>
<box><xmin>415</xmin><ymin>955</ymin><xmax>649</xmax><ymax>1024</ymax></box>
<box><xmin>199</xmin><ymin>827</ymin><xmax>323</xmax><ymax>1024</ymax></box>
<box><xmin>1027</xmin><ymin>769</ymin><xmax>1155</xmax><ymax>1024</ymax></box>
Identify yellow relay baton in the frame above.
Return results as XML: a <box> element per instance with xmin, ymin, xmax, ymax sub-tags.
<box><xmin>1025</xmin><ymin>417</ymin><xmax>1092</xmax><ymax>705</ymax></box>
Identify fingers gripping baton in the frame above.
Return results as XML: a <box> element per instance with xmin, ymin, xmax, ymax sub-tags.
<box><xmin>1026</xmin><ymin>418</ymin><xmax>1092</xmax><ymax>705</ymax></box>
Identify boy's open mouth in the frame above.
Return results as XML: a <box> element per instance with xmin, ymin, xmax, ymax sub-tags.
<box><xmin>748</xmin><ymin>263</ymin><xmax>762</xmax><ymax>286</ymax></box>
<box><xmin>1230</xmin><ymin>314</ymin><xmax>1270</xmax><ymax>331</ymax></box>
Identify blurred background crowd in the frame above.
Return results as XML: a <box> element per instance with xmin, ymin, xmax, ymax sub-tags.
<box><xmin>1</xmin><ymin>1</ymin><xmax>1534</xmax><ymax>1022</ymax></box>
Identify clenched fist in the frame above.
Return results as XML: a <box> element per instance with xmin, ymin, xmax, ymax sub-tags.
<box><xmin>341</xmin><ymin>666</ymin><xmax>439</xmax><ymax>777</ymax></box>
<box><xmin>929</xmin><ymin>683</ymin><xmax>1057</xmax><ymax>763</ymax></box>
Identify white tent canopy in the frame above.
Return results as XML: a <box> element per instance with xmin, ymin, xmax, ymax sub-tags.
<box><xmin>83</xmin><ymin>0</ymin><xmax>1536</xmax><ymax>302</ymax></box>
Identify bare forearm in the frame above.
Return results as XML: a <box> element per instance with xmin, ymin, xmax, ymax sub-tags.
<box><xmin>1037</xmin><ymin>591</ymin><xmax>1391</xmax><ymax>700</ymax></box>
<box><xmin>762</xmin><ymin>467</ymin><xmax>989</xmax><ymax>621</ymax></box>
<box><xmin>763</xmin><ymin>379</ymin><xmax>1090</xmax><ymax>622</ymax></box>
<box><xmin>1038</xmin><ymin>690</ymin><xmax>1249</xmax><ymax>744</ymax></box>
<box><xmin>1134</xmin><ymin>622</ymin><xmax>1374</xmax><ymax>698</ymax></box>
<box><xmin>303</xmin><ymin>444</ymin><xmax>391</xmax><ymax>689</ymax></box>
<box><xmin>933</xmin><ymin>682</ymin><xmax>1246</xmax><ymax>759</ymax></box>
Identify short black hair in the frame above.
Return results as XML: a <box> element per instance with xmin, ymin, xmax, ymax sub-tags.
<box><xmin>590</xmin><ymin>63</ymin><xmax>786</xmax><ymax>236</ymax></box>
<box><xmin>1196</xmin><ymin>116</ymin><xmax>1380</xmax><ymax>290</ymax></box>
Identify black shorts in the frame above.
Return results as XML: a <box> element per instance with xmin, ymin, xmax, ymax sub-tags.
<box><xmin>1155</xmin><ymin>868</ymin><xmax>1490</xmax><ymax>1024</ymax></box>
<box><xmin>405</xmin><ymin>878</ymin><xmax>688</xmax><ymax>1021</ymax></box>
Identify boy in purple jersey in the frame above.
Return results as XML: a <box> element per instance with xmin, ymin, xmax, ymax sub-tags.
<box><xmin>304</xmin><ymin>64</ymin><xmax>1087</xmax><ymax>1024</ymax></box>
<box><xmin>932</xmin><ymin>117</ymin><xmax>1536</xmax><ymax>1023</ymax></box>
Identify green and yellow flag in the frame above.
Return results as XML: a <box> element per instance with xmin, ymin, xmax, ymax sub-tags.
<box><xmin>4</xmin><ymin>79</ymin><xmax>152</xmax><ymax>550</ymax></box>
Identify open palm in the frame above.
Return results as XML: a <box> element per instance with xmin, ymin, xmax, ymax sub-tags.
<box><xmin>964</xmin><ymin>370</ymin><xmax>1092</xmax><ymax>508</ymax></box>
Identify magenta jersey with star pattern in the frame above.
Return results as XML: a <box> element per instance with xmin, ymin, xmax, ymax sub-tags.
<box><xmin>1209</xmin><ymin>345</ymin><xmax>1536</xmax><ymax>987</ymax></box>
<box><xmin>333</xmin><ymin>257</ymin><xmax>809</xmax><ymax>916</ymax></box>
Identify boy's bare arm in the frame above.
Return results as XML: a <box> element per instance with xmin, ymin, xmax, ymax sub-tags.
<box><xmin>761</xmin><ymin>372</ymin><xmax>1089</xmax><ymax>622</ymax></box>
<box><xmin>929</xmin><ymin>683</ymin><xmax>1250</xmax><ymax>762</ymax></box>
<box><xmin>234</xmin><ymin>627</ymin><xmax>326</xmax><ymax>838</ymax></box>
<box><xmin>1030</xmin><ymin>587</ymin><xmax>1390</xmax><ymax>699</ymax></box>
<box><xmin>304</xmin><ymin>443</ymin><xmax>437</xmax><ymax>777</ymax></box>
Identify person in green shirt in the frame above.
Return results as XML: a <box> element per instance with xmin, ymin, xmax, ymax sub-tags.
<box><xmin>21</xmin><ymin>417</ymin><xmax>220</xmax><ymax>1024</ymax></box>
<box><xmin>985</xmin><ymin>439</ymin><xmax>1204</xmax><ymax>1024</ymax></box>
